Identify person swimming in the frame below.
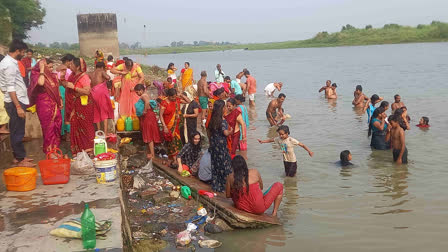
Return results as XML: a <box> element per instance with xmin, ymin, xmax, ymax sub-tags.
<box><xmin>416</xmin><ymin>116</ymin><xmax>430</xmax><ymax>128</ymax></box>
<box><xmin>339</xmin><ymin>150</ymin><xmax>353</xmax><ymax>166</ymax></box>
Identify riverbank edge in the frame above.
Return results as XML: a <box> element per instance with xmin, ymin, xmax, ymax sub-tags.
<box><xmin>121</xmin><ymin>39</ymin><xmax>448</xmax><ymax>56</ymax></box>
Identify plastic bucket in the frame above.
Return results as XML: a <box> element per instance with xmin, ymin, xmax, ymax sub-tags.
<box><xmin>38</xmin><ymin>148</ymin><xmax>71</xmax><ymax>185</ymax></box>
<box><xmin>3</xmin><ymin>167</ymin><xmax>37</xmax><ymax>192</ymax></box>
<box><xmin>94</xmin><ymin>159</ymin><xmax>117</xmax><ymax>184</ymax></box>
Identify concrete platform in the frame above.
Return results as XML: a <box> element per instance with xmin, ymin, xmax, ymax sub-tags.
<box><xmin>0</xmin><ymin>168</ymin><xmax>123</xmax><ymax>251</ymax></box>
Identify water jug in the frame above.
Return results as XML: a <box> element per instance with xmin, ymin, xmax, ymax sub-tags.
<box><xmin>94</xmin><ymin>131</ymin><xmax>107</xmax><ymax>156</ymax></box>
<box><xmin>181</xmin><ymin>186</ymin><xmax>192</xmax><ymax>199</ymax></box>
<box><xmin>125</xmin><ymin>117</ymin><xmax>133</xmax><ymax>131</ymax></box>
<box><xmin>132</xmin><ymin>116</ymin><xmax>140</xmax><ymax>131</ymax></box>
<box><xmin>116</xmin><ymin>117</ymin><xmax>125</xmax><ymax>131</ymax></box>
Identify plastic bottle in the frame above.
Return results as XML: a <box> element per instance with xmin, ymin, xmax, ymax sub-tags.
<box><xmin>125</xmin><ymin>117</ymin><xmax>133</xmax><ymax>131</ymax></box>
<box><xmin>81</xmin><ymin>203</ymin><xmax>96</xmax><ymax>249</ymax></box>
<box><xmin>181</xmin><ymin>186</ymin><xmax>192</xmax><ymax>199</ymax></box>
<box><xmin>132</xmin><ymin>116</ymin><xmax>140</xmax><ymax>131</ymax></box>
<box><xmin>116</xmin><ymin>117</ymin><xmax>125</xmax><ymax>131</ymax></box>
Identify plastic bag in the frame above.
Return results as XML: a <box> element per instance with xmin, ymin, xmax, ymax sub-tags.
<box><xmin>176</xmin><ymin>230</ymin><xmax>191</xmax><ymax>246</ymax></box>
<box><xmin>140</xmin><ymin>160</ymin><xmax>153</xmax><ymax>174</ymax></box>
<box><xmin>71</xmin><ymin>150</ymin><xmax>94</xmax><ymax>175</ymax></box>
<box><xmin>50</xmin><ymin>218</ymin><xmax>112</xmax><ymax>239</ymax></box>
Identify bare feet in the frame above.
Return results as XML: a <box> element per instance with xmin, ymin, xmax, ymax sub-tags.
<box><xmin>13</xmin><ymin>157</ymin><xmax>34</xmax><ymax>164</ymax></box>
<box><xmin>146</xmin><ymin>154</ymin><xmax>153</xmax><ymax>160</ymax></box>
<box><xmin>16</xmin><ymin>160</ymin><xmax>36</xmax><ymax>167</ymax></box>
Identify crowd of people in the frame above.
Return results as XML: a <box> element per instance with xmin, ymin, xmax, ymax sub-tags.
<box><xmin>320</xmin><ymin>81</ymin><xmax>430</xmax><ymax>166</ymax></box>
<box><xmin>0</xmin><ymin>39</ymin><xmax>431</xmax><ymax>218</ymax></box>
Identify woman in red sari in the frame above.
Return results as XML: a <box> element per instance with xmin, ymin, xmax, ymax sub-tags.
<box><xmin>62</xmin><ymin>58</ymin><xmax>95</xmax><ymax>155</ymax></box>
<box><xmin>28</xmin><ymin>59</ymin><xmax>62</xmax><ymax>154</ymax></box>
<box><xmin>225</xmin><ymin>98</ymin><xmax>247</xmax><ymax>157</ymax></box>
<box><xmin>159</xmin><ymin>88</ymin><xmax>189</xmax><ymax>168</ymax></box>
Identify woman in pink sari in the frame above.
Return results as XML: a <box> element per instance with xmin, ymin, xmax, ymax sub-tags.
<box><xmin>28</xmin><ymin>59</ymin><xmax>62</xmax><ymax>154</ymax></box>
<box><xmin>111</xmin><ymin>59</ymin><xmax>144</xmax><ymax>117</ymax></box>
<box><xmin>62</xmin><ymin>58</ymin><xmax>95</xmax><ymax>155</ymax></box>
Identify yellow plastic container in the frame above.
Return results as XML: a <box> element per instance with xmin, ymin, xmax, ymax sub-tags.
<box><xmin>3</xmin><ymin>167</ymin><xmax>37</xmax><ymax>192</ymax></box>
<box><xmin>132</xmin><ymin>117</ymin><xmax>140</xmax><ymax>131</ymax></box>
<box><xmin>80</xmin><ymin>95</ymin><xmax>88</xmax><ymax>106</ymax></box>
<box><xmin>116</xmin><ymin>117</ymin><xmax>125</xmax><ymax>131</ymax></box>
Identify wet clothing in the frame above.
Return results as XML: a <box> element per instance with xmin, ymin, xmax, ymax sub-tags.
<box><xmin>140</xmin><ymin>106</ymin><xmax>161</xmax><ymax>144</ymax></box>
<box><xmin>274</xmin><ymin>136</ymin><xmax>300</xmax><ymax>162</ymax></box>
<box><xmin>283</xmin><ymin>161</ymin><xmax>298</xmax><ymax>177</ymax></box>
<box><xmin>231</xmin><ymin>182</ymin><xmax>283</xmax><ymax>215</ymax></box>
<box><xmin>370</xmin><ymin>118</ymin><xmax>390</xmax><ymax>150</ymax></box>
<box><xmin>237</xmin><ymin>105</ymin><xmax>249</xmax><ymax>151</ymax></box>
<box><xmin>366</xmin><ymin>104</ymin><xmax>376</xmax><ymax>124</ymax></box>
<box><xmin>393</xmin><ymin>147</ymin><xmax>408</xmax><ymax>164</ymax></box>
<box><xmin>209</xmin><ymin>120</ymin><xmax>232</xmax><ymax>192</ymax></box>
<box><xmin>199</xmin><ymin>96</ymin><xmax>208</xmax><ymax>109</ymax></box>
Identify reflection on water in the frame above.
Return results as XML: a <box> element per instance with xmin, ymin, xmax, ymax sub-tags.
<box><xmin>131</xmin><ymin>42</ymin><xmax>448</xmax><ymax>251</ymax></box>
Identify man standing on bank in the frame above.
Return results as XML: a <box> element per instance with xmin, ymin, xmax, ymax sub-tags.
<box><xmin>0</xmin><ymin>40</ymin><xmax>35</xmax><ymax>167</ymax></box>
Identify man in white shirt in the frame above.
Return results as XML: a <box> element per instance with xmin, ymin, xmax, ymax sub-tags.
<box><xmin>214</xmin><ymin>64</ymin><xmax>225</xmax><ymax>83</ymax></box>
<box><xmin>264</xmin><ymin>82</ymin><xmax>283</xmax><ymax>98</ymax></box>
<box><xmin>0</xmin><ymin>39</ymin><xmax>35</xmax><ymax>167</ymax></box>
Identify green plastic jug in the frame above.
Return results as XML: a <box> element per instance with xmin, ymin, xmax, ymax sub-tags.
<box><xmin>125</xmin><ymin>117</ymin><xmax>133</xmax><ymax>131</ymax></box>
<box><xmin>181</xmin><ymin>186</ymin><xmax>192</xmax><ymax>199</ymax></box>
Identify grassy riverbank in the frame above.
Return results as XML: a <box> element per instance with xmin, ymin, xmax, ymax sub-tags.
<box><xmin>123</xmin><ymin>21</ymin><xmax>448</xmax><ymax>55</ymax></box>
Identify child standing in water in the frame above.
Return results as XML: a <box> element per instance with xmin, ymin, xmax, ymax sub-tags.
<box><xmin>258</xmin><ymin>125</ymin><xmax>314</xmax><ymax>177</ymax></box>
<box><xmin>389</xmin><ymin>115</ymin><xmax>407</xmax><ymax>164</ymax></box>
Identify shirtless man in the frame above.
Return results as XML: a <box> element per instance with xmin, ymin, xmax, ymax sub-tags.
<box><xmin>197</xmin><ymin>71</ymin><xmax>210</xmax><ymax>122</ymax></box>
<box><xmin>236</xmin><ymin>68</ymin><xmax>247</xmax><ymax>95</ymax></box>
<box><xmin>327</xmin><ymin>83</ymin><xmax>338</xmax><ymax>99</ymax></box>
<box><xmin>266</xmin><ymin>93</ymin><xmax>286</xmax><ymax>126</ymax></box>
<box><xmin>318</xmin><ymin>80</ymin><xmax>332</xmax><ymax>98</ymax></box>
<box><xmin>89</xmin><ymin>62</ymin><xmax>113</xmax><ymax>136</ymax></box>
<box><xmin>352</xmin><ymin>85</ymin><xmax>369</xmax><ymax>108</ymax></box>
<box><xmin>388</xmin><ymin>114</ymin><xmax>407</xmax><ymax>164</ymax></box>
<box><xmin>391</xmin><ymin>94</ymin><xmax>405</xmax><ymax>114</ymax></box>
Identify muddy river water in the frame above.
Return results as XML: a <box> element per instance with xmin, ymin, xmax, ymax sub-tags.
<box><xmin>129</xmin><ymin>43</ymin><xmax>445</xmax><ymax>250</ymax></box>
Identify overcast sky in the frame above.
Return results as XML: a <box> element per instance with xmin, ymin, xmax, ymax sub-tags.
<box><xmin>28</xmin><ymin>0</ymin><xmax>448</xmax><ymax>47</ymax></box>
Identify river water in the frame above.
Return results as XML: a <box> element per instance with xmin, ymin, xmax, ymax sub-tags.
<box><xmin>128</xmin><ymin>42</ymin><xmax>448</xmax><ymax>251</ymax></box>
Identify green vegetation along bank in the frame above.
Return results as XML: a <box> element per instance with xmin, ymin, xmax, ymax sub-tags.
<box><xmin>122</xmin><ymin>21</ymin><xmax>448</xmax><ymax>55</ymax></box>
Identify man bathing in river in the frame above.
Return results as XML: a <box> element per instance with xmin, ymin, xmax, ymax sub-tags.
<box><xmin>197</xmin><ymin>70</ymin><xmax>210</xmax><ymax>122</ymax></box>
<box><xmin>391</xmin><ymin>94</ymin><xmax>405</xmax><ymax>114</ymax></box>
<box><xmin>266</xmin><ymin>93</ymin><xmax>286</xmax><ymax>126</ymax></box>
<box><xmin>318</xmin><ymin>80</ymin><xmax>332</xmax><ymax>98</ymax></box>
<box><xmin>327</xmin><ymin>83</ymin><xmax>338</xmax><ymax>99</ymax></box>
<box><xmin>264</xmin><ymin>82</ymin><xmax>283</xmax><ymax>98</ymax></box>
<box><xmin>236</xmin><ymin>68</ymin><xmax>247</xmax><ymax>94</ymax></box>
<box><xmin>389</xmin><ymin>114</ymin><xmax>407</xmax><ymax>164</ymax></box>
<box><xmin>352</xmin><ymin>85</ymin><xmax>369</xmax><ymax>108</ymax></box>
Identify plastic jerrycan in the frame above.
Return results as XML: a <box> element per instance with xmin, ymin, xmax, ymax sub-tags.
<box><xmin>94</xmin><ymin>130</ymin><xmax>107</xmax><ymax>156</ymax></box>
<box><xmin>132</xmin><ymin>116</ymin><xmax>140</xmax><ymax>130</ymax></box>
<box><xmin>181</xmin><ymin>186</ymin><xmax>192</xmax><ymax>199</ymax></box>
<box><xmin>81</xmin><ymin>203</ymin><xmax>96</xmax><ymax>249</ymax></box>
<box><xmin>116</xmin><ymin>117</ymin><xmax>125</xmax><ymax>131</ymax></box>
<box><xmin>125</xmin><ymin>117</ymin><xmax>133</xmax><ymax>131</ymax></box>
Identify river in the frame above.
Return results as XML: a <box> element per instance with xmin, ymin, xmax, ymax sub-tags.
<box><xmin>127</xmin><ymin>42</ymin><xmax>448</xmax><ymax>251</ymax></box>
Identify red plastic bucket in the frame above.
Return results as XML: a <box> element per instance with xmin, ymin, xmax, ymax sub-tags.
<box><xmin>38</xmin><ymin>148</ymin><xmax>71</xmax><ymax>185</ymax></box>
